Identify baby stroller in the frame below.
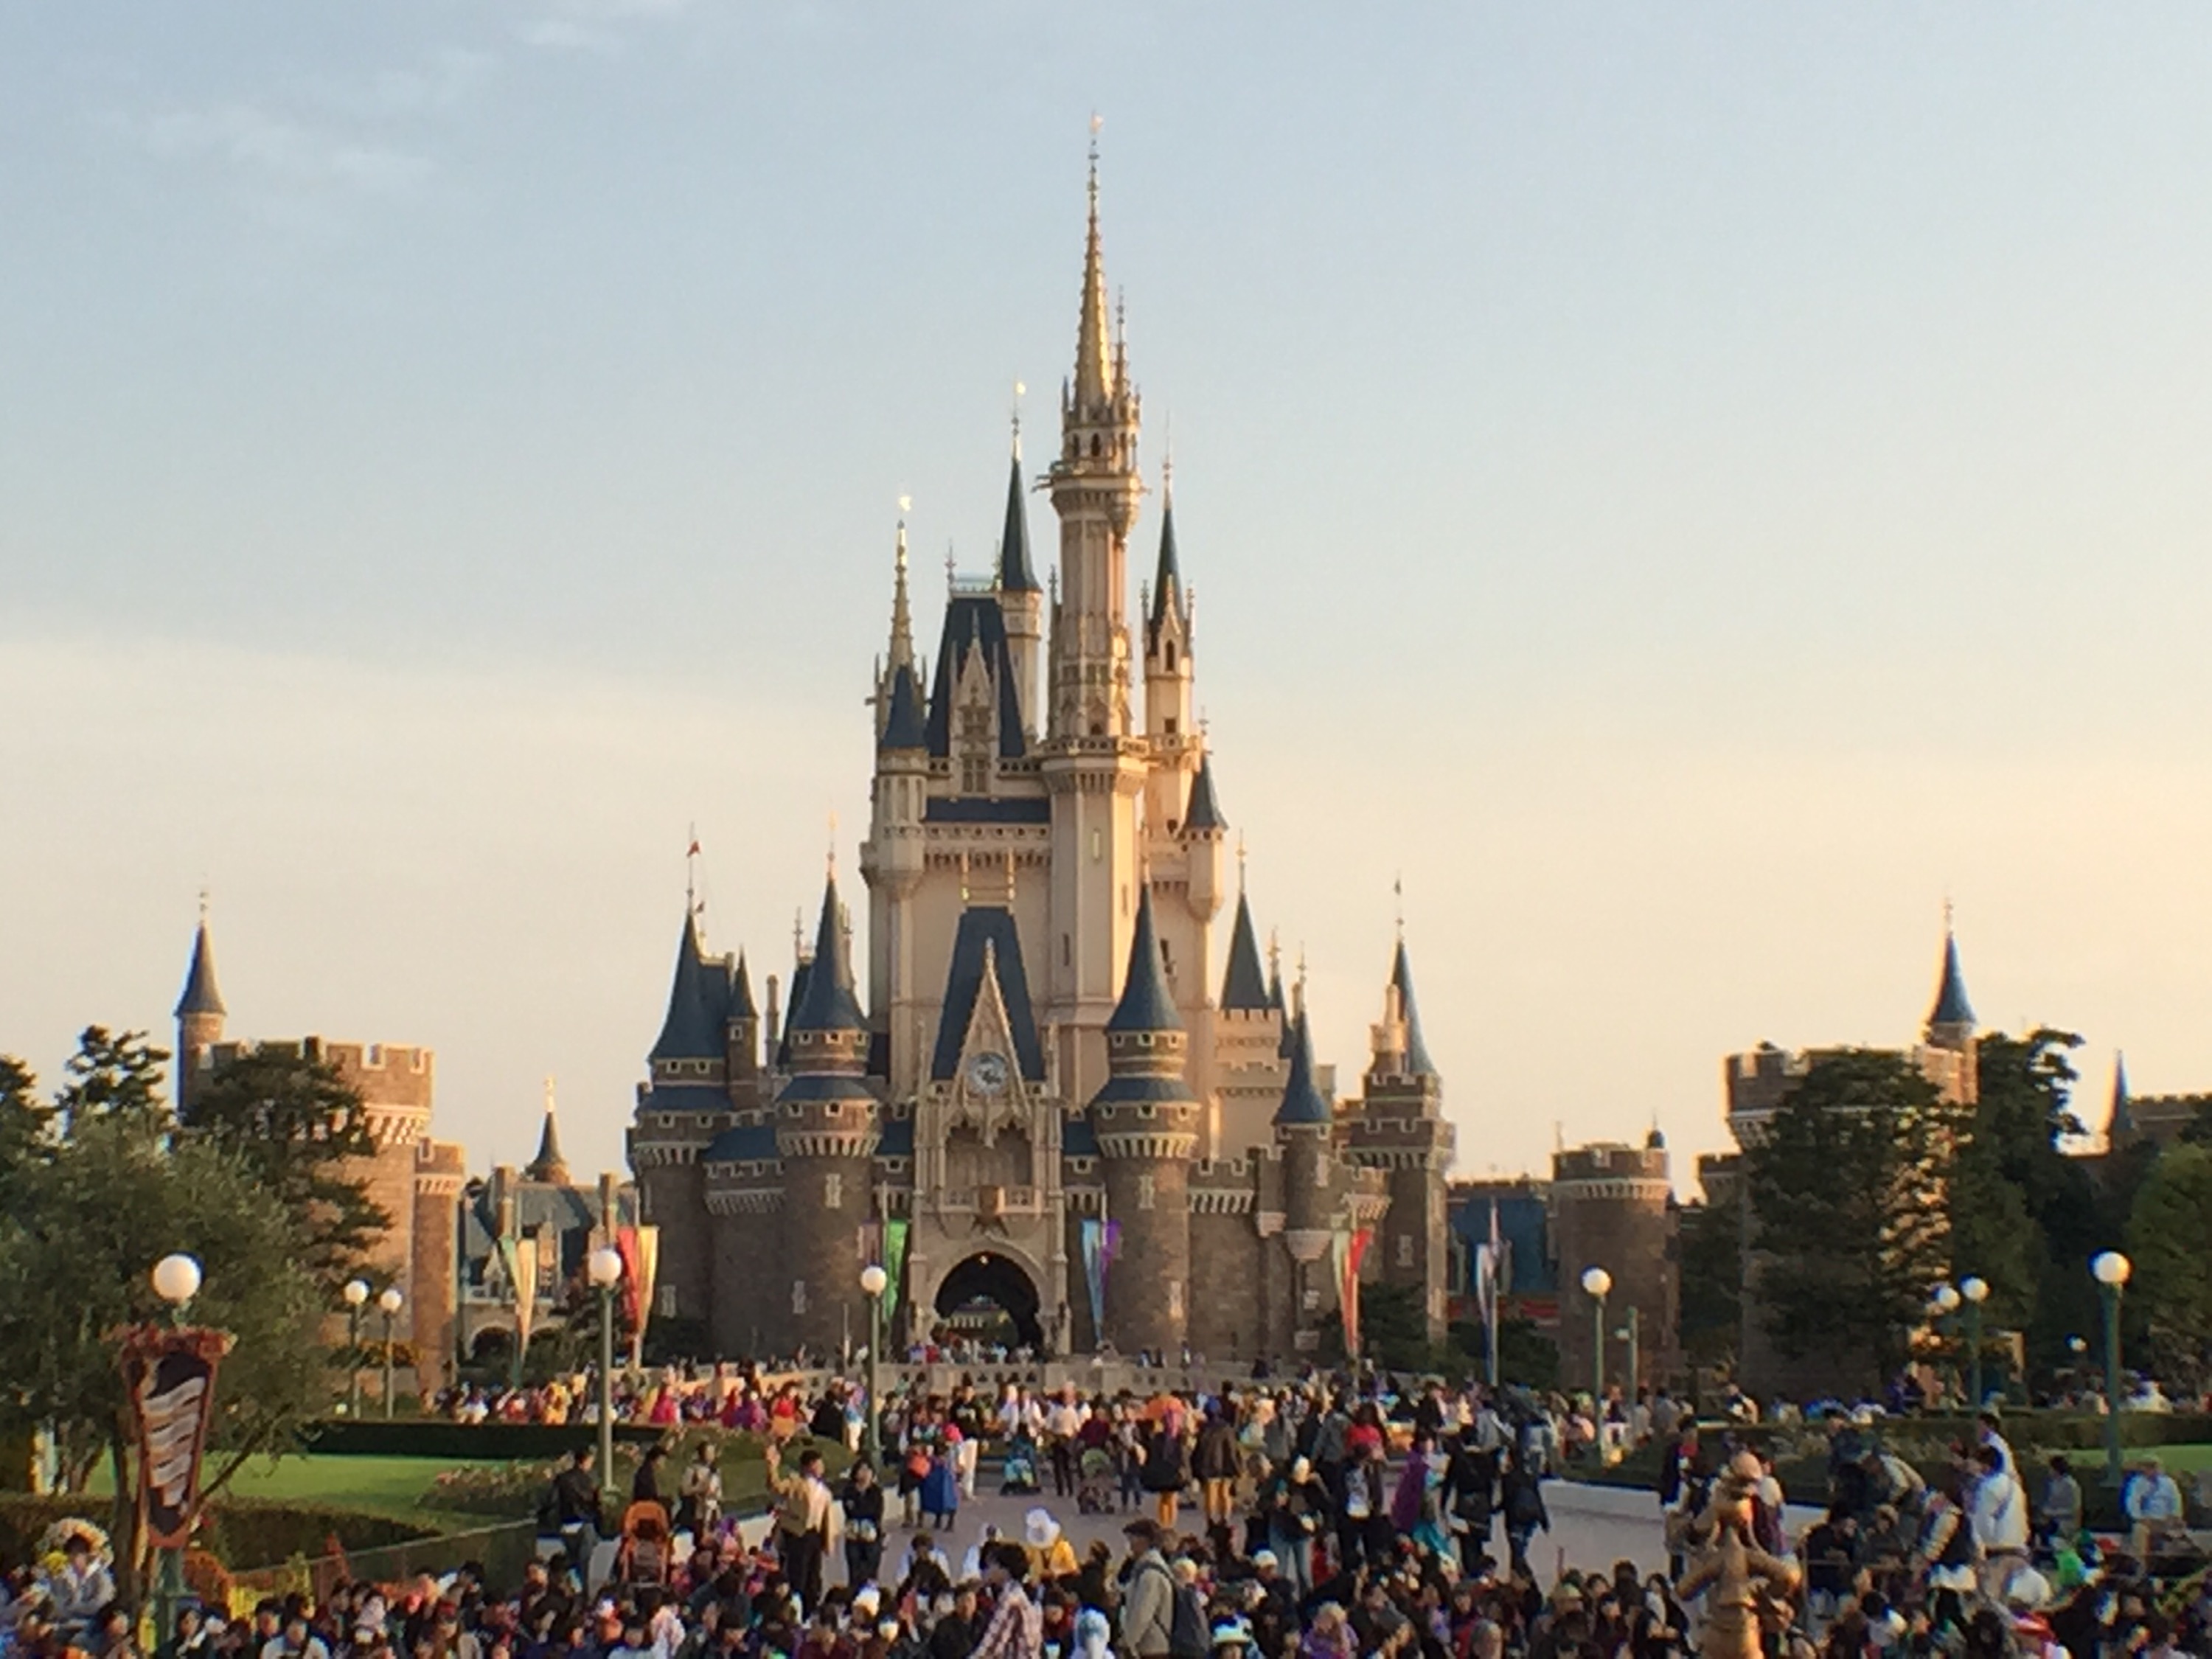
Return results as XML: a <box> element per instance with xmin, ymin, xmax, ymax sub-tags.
<box><xmin>1077</xmin><ymin>1446</ymin><xmax>1117</xmax><ymax>1514</ymax></box>
<box><xmin>1002</xmin><ymin>1430</ymin><xmax>1041</xmax><ymax>1495</ymax></box>
<box><xmin>615</xmin><ymin>1500</ymin><xmax>674</xmax><ymax>1587</ymax></box>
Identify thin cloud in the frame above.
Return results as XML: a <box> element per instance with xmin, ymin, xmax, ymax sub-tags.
<box><xmin>119</xmin><ymin>102</ymin><xmax>434</xmax><ymax>200</ymax></box>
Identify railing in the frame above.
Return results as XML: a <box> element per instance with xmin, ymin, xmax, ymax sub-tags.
<box><xmin>224</xmin><ymin>1519</ymin><xmax>540</xmax><ymax>1610</ymax></box>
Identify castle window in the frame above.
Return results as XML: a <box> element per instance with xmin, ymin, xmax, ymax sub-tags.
<box><xmin>1165</xmin><ymin>644</ymin><xmax>1177</xmax><ymax>671</ymax></box>
<box><xmin>824</xmin><ymin>1173</ymin><xmax>844</xmax><ymax>1210</ymax></box>
<box><xmin>1136</xmin><ymin>1173</ymin><xmax>1155</xmax><ymax>1210</ymax></box>
<box><xmin>1164</xmin><ymin>716</ymin><xmax>1177</xmax><ymax>735</ymax></box>
<box><xmin>1090</xmin><ymin>434</ymin><xmax>1101</xmax><ymax>456</ymax></box>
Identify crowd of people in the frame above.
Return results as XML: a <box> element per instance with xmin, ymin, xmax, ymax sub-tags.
<box><xmin>7</xmin><ymin>1374</ymin><xmax>2212</xmax><ymax>1659</ymax></box>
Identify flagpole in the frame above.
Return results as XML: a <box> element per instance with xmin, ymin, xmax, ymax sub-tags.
<box><xmin>1485</xmin><ymin>1198</ymin><xmax>1501</xmax><ymax>1389</ymax></box>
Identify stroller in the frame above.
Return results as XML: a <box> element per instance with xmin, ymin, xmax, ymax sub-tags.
<box><xmin>615</xmin><ymin>1500</ymin><xmax>675</xmax><ymax>1587</ymax></box>
<box><xmin>1002</xmin><ymin>1430</ymin><xmax>1041</xmax><ymax>1495</ymax></box>
<box><xmin>1077</xmin><ymin>1445</ymin><xmax>1117</xmax><ymax>1514</ymax></box>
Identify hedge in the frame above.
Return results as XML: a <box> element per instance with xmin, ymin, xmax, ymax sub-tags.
<box><xmin>0</xmin><ymin>1497</ymin><xmax>437</xmax><ymax>1571</ymax></box>
<box><xmin>299</xmin><ymin>1419</ymin><xmax>667</xmax><ymax>1461</ymax></box>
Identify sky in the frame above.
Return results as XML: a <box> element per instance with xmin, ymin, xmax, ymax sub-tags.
<box><xmin>6</xmin><ymin>3</ymin><xmax>2212</xmax><ymax>1189</ymax></box>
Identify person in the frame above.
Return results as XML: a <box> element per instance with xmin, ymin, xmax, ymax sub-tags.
<box><xmin>549</xmin><ymin>1447</ymin><xmax>604</xmax><ymax>1571</ymax></box>
<box><xmin>1118</xmin><ymin>1520</ymin><xmax>1175</xmax><ymax>1659</ymax></box>
<box><xmin>765</xmin><ymin>1441</ymin><xmax>835</xmax><ymax>1611</ymax></box>
<box><xmin>841</xmin><ymin>1458</ymin><xmax>886</xmax><ymax>1589</ymax></box>
<box><xmin>632</xmin><ymin>1446</ymin><xmax>668</xmax><ymax>1507</ymax></box>
<box><xmin>1165</xmin><ymin>1561</ymin><xmax>1208</xmax><ymax>1659</ymax></box>
<box><xmin>919</xmin><ymin>1428</ymin><xmax>961</xmax><ymax>1530</ymax></box>
<box><xmin>1140</xmin><ymin>1412</ymin><xmax>1189</xmax><ymax>1531</ymax></box>
<box><xmin>2032</xmin><ymin>1455</ymin><xmax>2080</xmax><ymax>1553</ymax></box>
<box><xmin>1499</xmin><ymin>1447</ymin><xmax>1549</xmax><ymax>1580</ymax></box>
<box><xmin>677</xmin><ymin>1444</ymin><xmax>723</xmax><ymax>1536</ymax></box>
<box><xmin>1194</xmin><ymin>1407</ymin><xmax>1241</xmax><ymax>1532</ymax></box>
<box><xmin>1339</xmin><ymin>1440</ymin><xmax>1391</xmax><ymax>1573</ymax></box>
<box><xmin>1022</xmin><ymin>1509</ymin><xmax>1078</xmax><ymax>1585</ymax></box>
<box><xmin>2124</xmin><ymin>1454</ymin><xmax>2186</xmax><ymax>1565</ymax></box>
<box><xmin>49</xmin><ymin>1535</ymin><xmax>116</xmax><ymax>1644</ymax></box>
<box><xmin>970</xmin><ymin>1543</ymin><xmax>1044</xmax><ymax>1659</ymax></box>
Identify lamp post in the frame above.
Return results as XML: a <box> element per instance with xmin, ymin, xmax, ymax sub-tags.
<box><xmin>1932</xmin><ymin>1282</ymin><xmax>1962</xmax><ymax>1407</ymax></box>
<box><xmin>377</xmin><ymin>1287</ymin><xmax>404</xmax><ymax>1419</ymax></box>
<box><xmin>1959</xmin><ymin>1276</ymin><xmax>1990</xmax><ymax>1411</ymax></box>
<box><xmin>2093</xmin><ymin>1251</ymin><xmax>2131</xmax><ymax>1488</ymax></box>
<box><xmin>1580</xmin><ymin>1266</ymin><xmax>1612</xmax><ymax>1431</ymax></box>
<box><xmin>860</xmin><ymin>1263</ymin><xmax>888</xmax><ymax>1470</ymax></box>
<box><xmin>588</xmin><ymin>1247</ymin><xmax>625</xmax><ymax>1487</ymax></box>
<box><xmin>343</xmin><ymin>1279</ymin><xmax>370</xmax><ymax>1417</ymax></box>
<box><xmin>148</xmin><ymin>1254</ymin><xmax>202</xmax><ymax>1646</ymax></box>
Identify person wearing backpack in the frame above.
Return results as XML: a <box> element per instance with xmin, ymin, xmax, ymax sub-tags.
<box><xmin>1118</xmin><ymin>1520</ymin><xmax>1175</xmax><ymax>1659</ymax></box>
<box><xmin>1166</xmin><ymin>1559</ymin><xmax>1209</xmax><ymax>1659</ymax></box>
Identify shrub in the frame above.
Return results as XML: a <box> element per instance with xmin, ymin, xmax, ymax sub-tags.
<box><xmin>0</xmin><ymin>1496</ymin><xmax>434</xmax><ymax>1572</ymax></box>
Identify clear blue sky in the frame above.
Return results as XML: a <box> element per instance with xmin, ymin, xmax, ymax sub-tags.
<box><xmin>5</xmin><ymin>3</ymin><xmax>2211</xmax><ymax>1184</ymax></box>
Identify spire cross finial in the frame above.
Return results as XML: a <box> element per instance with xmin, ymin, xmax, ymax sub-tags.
<box><xmin>1237</xmin><ymin>833</ymin><xmax>1248</xmax><ymax>889</ymax></box>
<box><xmin>945</xmin><ymin>543</ymin><xmax>957</xmax><ymax>591</ymax></box>
<box><xmin>198</xmin><ymin>886</ymin><xmax>210</xmax><ymax>924</ymax></box>
<box><xmin>1088</xmin><ymin>111</ymin><xmax>1102</xmax><ymax>189</ymax></box>
<box><xmin>1011</xmin><ymin>381</ymin><xmax>1025</xmax><ymax>457</ymax></box>
<box><xmin>686</xmin><ymin>824</ymin><xmax>700</xmax><ymax>917</ymax></box>
<box><xmin>1162</xmin><ymin>415</ymin><xmax>1174</xmax><ymax>503</ymax></box>
<box><xmin>1944</xmin><ymin>894</ymin><xmax>1955</xmax><ymax>933</ymax></box>
<box><xmin>1394</xmin><ymin>872</ymin><xmax>1405</xmax><ymax>939</ymax></box>
<box><xmin>826</xmin><ymin>811</ymin><xmax>838</xmax><ymax>873</ymax></box>
<box><xmin>543</xmin><ymin>1074</ymin><xmax>556</xmax><ymax>1114</ymax></box>
<box><xmin>793</xmin><ymin>908</ymin><xmax>804</xmax><ymax>958</ymax></box>
<box><xmin>1267</xmin><ymin>928</ymin><xmax>1281</xmax><ymax>975</ymax></box>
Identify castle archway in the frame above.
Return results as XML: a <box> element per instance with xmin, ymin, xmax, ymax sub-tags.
<box><xmin>933</xmin><ymin>1251</ymin><xmax>1043</xmax><ymax>1352</ymax></box>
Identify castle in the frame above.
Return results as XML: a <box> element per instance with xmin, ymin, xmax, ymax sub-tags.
<box><xmin>627</xmin><ymin>157</ymin><xmax>1457</xmax><ymax>1363</ymax></box>
<box><xmin>173</xmin><ymin>919</ymin><xmax>468</xmax><ymax>1388</ymax></box>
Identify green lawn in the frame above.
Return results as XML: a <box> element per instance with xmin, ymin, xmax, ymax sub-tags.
<box><xmin>87</xmin><ymin>1455</ymin><xmax>507</xmax><ymax>1524</ymax></box>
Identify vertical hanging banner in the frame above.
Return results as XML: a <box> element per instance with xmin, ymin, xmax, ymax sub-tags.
<box><xmin>883</xmin><ymin>1220</ymin><xmax>910</xmax><ymax>1324</ymax></box>
<box><xmin>509</xmin><ymin>1234</ymin><xmax>540</xmax><ymax>1356</ymax></box>
<box><xmin>626</xmin><ymin>1226</ymin><xmax>661</xmax><ymax>1368</ymax></box>
<box><xmin>119</xmin><ymin>1327</ymin><xmax>234</xmax><ymax>1551</ymax></box>
<box><xmin>1335</xmin><ymin>1228</ymin><xmax>1374</xmax><ymax>1359</ymax></box>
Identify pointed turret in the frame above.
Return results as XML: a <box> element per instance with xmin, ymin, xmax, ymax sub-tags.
<box><xmin>175</xmin><ymin>920</ymin><xmax>226</xmax><ymax>1020</ymax></box>
<box><xmin>878</xmin><ymin>663</ymin><xmax>927</xmax><ymax>752</ymax></box>
<box><xmin>1146</xmin><ymin>497</ymin><xmax>1185</xmax><ymax>653</ymax></box>
<box><xmin>1182</xmin><ymin>751</ymin><xmax>1224</xmax><ymax>835</ymax></box>
<box><xmin>1274</xmin><ymin>1007</ymin><xmax>1331</xmax><ymax>1127</ymax></box>
<box><xmin>651</xmin><ymin>910</ymin><xmax>723</xmax><ymax>1065</ymax></box>
<box><xmin>1389</xmin><ymin>939</ymin><xmax>1438</xmax><ymax>1078</ymax></box>
<box><xmin>1925</xmin><ymin>927</ymin><xmax>1976</xmax><ymax>1045</ymax></box>
<box><xmin>998</xmin><ymin>450</ymin><xmax>1038</xmax><ymax>594</ymax></box>
<box><xmin>787</xmin><ymin>872</ymin><xmax>866</xmax><ymax>1036</ymax></box>
<box><xmin>731</xmin><ymin>950</ymin><xmax>757</xmax><ymax>1020</ymax></box>
<box><xmin>1073</xmin><ymin>141</ymin><xmax>1112</xmax><ymax>409</ymax></box>
<box><xmin>1220</xmin><ymin>891</ymin><xmax>1269</xmax><ymax>1012</ymax></box>
<box><xmin>2110</xmin><ymin>1051</ymin><xmax>2135</xmax><ymax>1143</ymax></box>
<box><xmin>526</xmin><ymin>1104</ymin><xmax>571</xmax><ymax>1186</ymax></box>
<box><xmin>1105</xmin><ymin>887</ymin><xmax>1182</xmax><ymax>1034</ymax></box>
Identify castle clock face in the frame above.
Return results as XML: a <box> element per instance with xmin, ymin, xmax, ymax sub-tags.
<box><xmin>967</xmin><ymin>1051</ymin><xmax>1010</xmax><ymax>1096</ymax></box>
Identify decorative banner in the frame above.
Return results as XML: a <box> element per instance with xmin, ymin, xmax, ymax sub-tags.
<box><xmin>883</xmin><ymin>1220</ymin><xmax>910</xmax><ymax>1324</ymax></box>
<box><xmin>627</xmin><ymin>1226</ymin><xmax>661</xmax><ymax>1368</ymax></box>
<box><xmin>119</xmin><ymin>1326</ymin><xmax>234</xmax><ymax>1551</ymax></box>
<box><xmin>1079</xmin><ymin>1220</ymin><xmax>1107</xmax><ymax>1342</ymax></box>
<box><xmin>509</xmin><ymin>1234</ymin><xmax>540</xmax><ymax>1356</ymax></box>
<box><xmin>1334</xmin><ymin>1228</ymin><xmax>1374</xmax><ymax>1358</ymax></box>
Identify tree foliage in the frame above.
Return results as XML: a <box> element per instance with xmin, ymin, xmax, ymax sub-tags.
<box><xmin>1677</xmin><ymin>1197</ymin><xmax>1744</xmax><ymax>1374</ymax></box>
<box><xmin>2126</xmin><ymin>1143</ymin><xmax>2212</xmax><ymax>1385</ymax></box>
<box><xmin>176</xmin><ymin>1045</ymin><xmax>390</xmax><ymax>1292</ymax></box>
<box><xmin>1747</xmin><ymin>1049</ymin><xmax>1959</xmax><ymax>1389</ymax></box>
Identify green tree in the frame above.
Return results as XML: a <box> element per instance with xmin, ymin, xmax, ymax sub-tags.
<box><xmin>0</xmin><ymin>1054</ymin><xmax>53</xmax><ymax>1196</ymax></box>
<box><xmin>176</xmin><ymin>1046</ymin><xmax>391</xmax><ymax>1291</ymax></box>
<box><xmin>0</xmin><ymin>1032</ymin><xmax>328</xmax><ymax>1603</ymax></box>
<box><xmin>2126</xmin><ymin>1143</ymin><xmax>2212</xmax><ymax>1387</ymax></box>
<box><xmin>1677</xmin><ymin>1197</ymin><xmax>1744</xmax><ymax>1374</ymax></box>
<box><xmin>1747</xmin><ymin>1049</ymin><xmax>1960</xmax><ymax>1391</ymax></box>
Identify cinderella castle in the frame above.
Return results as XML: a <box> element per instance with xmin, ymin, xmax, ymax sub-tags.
<box><xmin>627</xmin><ymin>154</ymin><xmax>1455</xmax><ymax>1363</ymax></box>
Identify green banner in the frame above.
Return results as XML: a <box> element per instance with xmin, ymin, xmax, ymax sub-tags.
<box><xmin>883</xmin><ymin>1219</ymin><xmax>909</xmax><ymax>1324</ymax></box>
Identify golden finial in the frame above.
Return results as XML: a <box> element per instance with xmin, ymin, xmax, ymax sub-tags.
<box><xmin>1237</xmin><ymin>832</ymin><xmax>1248</xmax><ymax>890</ymax></box>
<box><xmin>543</xmin><ymin>1074</ymin><xmax>557</xmax><ymax>1114</ymax></box>
<box><xmin>1394</xmin><ymin>872</ymin><xmax>1405</xmax><ymax>939</ymax></box>
<box><xmin>198</xmin><ymin>886</ymin><xmax>210</xmax><ymax>924</ymax></box>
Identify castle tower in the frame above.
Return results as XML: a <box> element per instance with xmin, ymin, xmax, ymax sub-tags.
<box><xmin>1551</xmin><ymin>1136</ymin><xmax>1677</xmax><ymax>1395</ymax></box>
<box><xmin>1088</xmin><ymin>888</ymin><xmax>1198</xmax><ymax>1355</ymax></box>
<box><xmin>776</xmin><ymin>870</ymin><xmax>881</xmax><ymax>1356</ymax></box>
<box><xmin>1274</xmin><ymin>1006</ymin><xmax>1336</xmax><ymax>1346</ymax></box>
<box><xmin>626</xmin><ymin>907</ymin><xmax>726</xmax><ymax>1326</ymax></box>
<box><xmin>1042</xmin><ymin>143</ymin><xmax>1148</xmax><ymax>1106</ymax></box>
<box><xmin>2109</xmin><ymin>1051</ymin><xmax>2136</xmax><ymax>1149</ymax></box>
<box><xmin>174</xmin><ymin>917</ymin><xmax>226</xmax><ymax>1108</ymax></box>
<box><xmin>1925</xmin><ymin>926</ymin><xmax>1976</xmax><ymax>1053</ymax></box>
<box><xmin>524</xmin><ymin>1093</ymin><xmax>571</xmax><ymax>1186</ymax></box>
<box><xmin>1142</xmin><ymin>492</ymin><xmax>1196</xmax><ymax>831</ymax></box>
<box><xmin>872</xmin><ymin>518</ymin><xmax>919</xmax><ymax>740</ymax></box>
<box><xmin>998</xmin><ymin>442</ymin><xmax>1043</xmax><ymax>737</ymax></box>
<box><xmin>863</xmin><ymin>661</ymin><xmax>930</xmax><ymax>1096</ymax></box>
<box><xmin>1349</xmin><ymin>936</ymin><xmax>1456</xmax><ymax>1345</ymax></box>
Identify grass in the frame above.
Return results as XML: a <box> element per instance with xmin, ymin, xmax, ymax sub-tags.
<box><xmin>85</xmin><ymin>1455</ymin><xmax>512</xmax><ymax>1528</ymax></box>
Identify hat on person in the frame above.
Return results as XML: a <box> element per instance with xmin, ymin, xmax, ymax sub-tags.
<box><xmin>1211</xmin><ymin>1619</ymin><xmax>1254</xmax><ymax>1651</ymax></box>
<box><xmin>852</xmin><ymin>1587</ymin><xmax>882</xmax><ymax>1619</ymax></box>
<box><xmin>1251</xmin><ymin>1549</ymin><xmax>1279</xmax><ymax>1571</ymax></box>
<box><xmin>1023</xmin><ymin>1508</ymin><xmax>1062</xmax><ymax>1549</ymax></box>
<box><xmin>1290</xmin><ymin>1457</ymin><xmax>1312</xmax><ymax>1482</ymax></box>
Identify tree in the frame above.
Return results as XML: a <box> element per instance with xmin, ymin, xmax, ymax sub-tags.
<box><xmin>2126</xmin><ymin>1143</ymin><xmax>2212</xmax><ymax>1387</ymax></box>
<box><xmin>176</xmin><ymin>1046</ymin><xmax>391</xmax><ymax>1291</ymax></box>
<box><xmin>1677</xmin><ymin>1197</ymin><xmax>1744</xmax><ymax>1374</ymax></box>
<box><xmin>1747</xmin><ymin>1049</ymin><xmax>1959</xmax><ymax>1391</ymax></box>
<box><xmin>0</xmin><ymin>1031</ymin><xmax>328</xmax><ymax>1602</ymax></box>
<box><xmin>0</xmin><ymin>1054</ymin><xmax>53</xmax><ymax>1196</ymax></box>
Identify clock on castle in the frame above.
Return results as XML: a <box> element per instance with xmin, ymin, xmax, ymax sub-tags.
<box><xmin>624</xmin><ymin>147</ymin><xmax>1455</xmax><ymax>1364</ymax></box>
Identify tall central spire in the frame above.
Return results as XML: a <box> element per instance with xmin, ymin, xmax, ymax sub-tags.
<box><xmin>1074</xmin><ymin>122</ymin><xmax>1112</xmax><ymax>409</ymax></box>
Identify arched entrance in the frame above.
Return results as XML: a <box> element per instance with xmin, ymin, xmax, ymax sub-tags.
<box><xmin>933</xmin><ymin>1251</ymin><xmax>1044</xmax><ymax>1351</ymax></box>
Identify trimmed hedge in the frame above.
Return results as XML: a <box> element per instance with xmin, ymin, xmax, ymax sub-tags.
<box><xmin>0</xmin><ymin>1496</ymin><xmax>436</xmax><ymax>1571</ymax></box>
<box><xmin>299</xmin><ymin>1419</ymin><xmax>666</xmax><ymax>1460</ymax></box>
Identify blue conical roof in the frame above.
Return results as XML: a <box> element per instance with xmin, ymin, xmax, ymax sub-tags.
<box><xmin>1391</xmin><ymin>939</ymin><xmax>1438</xmax><ymax>1077</ymax></box>
<box><xmin>1269</xmin><ymin>961</ymin><xmax>1293</xmax><ymax>1057</ymax></box>
<box><xmin>998</xmin><ymin>451</ymin><xmax>1039</xmax><ymax>593</ymax></box>
<box><xmin>879</xmin><ymin>663</ymin><xmax>926</xmax><ymax>751</ymax></box>
<box><xmin>788</xmin><ymin>873</ymin><xmax>866</xmax><ymax>1035</ymax></box>
<box><xmin>1183</xmin><ymin>752</ymin><xmax>1225</xmax><ymax>834</ymax></box>
<box><xmin>1927</xmin><ymin>931</ymin><xmax>1975</xmax><ymax>1029</ymax></box>
<box><xmin>1146</xmin><ymin>502</ymin><xmax>1183</xmax><ymax>653</ymax></box>
<box><xmin>2110</xmin><ymin>1051</ymin><xmax>2135</xmax><ymax>1138</ymax></box>
<box><xmin>175</xmin><ymin>921</ymin><xmax>226</xmax><ymax>1019</ymax></box>
<box><xmin>1106</xmin><ymin>888</ymin><xmax>1183</xmax><ymax>1034</ymax></box>
<box><xmin>1220</xmin><ymin>891</ymin><xmax>1269</xmax><ymax>1012</ymax></box>
<box><xmin>651</xmin><ymin>911</ymin><xmax>723</xmax><ymax>1062</ymax></box>
<box><xmin>1274</xmin><ymin>1007</ymin><xmax>1330</xmax><ymax>1127</ymax></box>
<box><xmin>731</xmin><ymin>950</ymin><xmax>757</xmax><ymax>1020</ymax></box>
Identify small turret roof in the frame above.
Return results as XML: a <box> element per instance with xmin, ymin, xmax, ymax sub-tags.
<box><xmin>1220</xmin><ymin>891</ymin><xmax>1269</xmax><ymax>1012</ymax></box>
<box><xmin>1106</xmin><ymin>887</ymin><xmax>1183</xmax><ymax>1034</ymax></box>
<box><xmin>650</xmin><ymin>911</ymin><xmax>723</xmax><ymax>1062</ymax></box>
<box><xmin>175</xmin><ymin>920</ymin><xmax>226</xmax><ymax>1019</ymax></box>
<box><xmin>787</xmin><ymin>873</ymin><xmax>866</xmax><ymax>1035</ymax></box>
<box><xmin>1182</xmin><ymin>751</ymin><xmax>1225</xmax><ymax>834</ymax></box>
<box><xmin>731</xmin><ymin>950</ymin><xmax>757</xmax><ymax>1020</ymax></box>
<box><xmin>1391</xmin><ymin>939</ymin><xmax>1438</xmax><ymax>1077</ymax></box>
<box><xmin>2110</xmin><ymin>1051</ymin><xmax>2135</xmax><ymax>1140</ymax></box>
<box><xmin>1927</xmin><ymin>930</ymin><xmax>1975</xmax><ymax>1029</ymax></box>
<box><xmin>1147</xmin><ymin>501</ymin><xmax>1183</xmax><ymax>653</ymax></box>
<box><xmin>931</xmin><ymin>907</ymin><xmax>1048</xmax><ymax>1083</ymax></box>
<box><xmin>1274</xmin><ymin>1007</ymin><xmax>1330</xmax><ymax>1127</ymax></box>
<box><xmin>879</xmin><ymin>663</ymin><xmax>927</xmax><ymax>751</ymax></box>
<box><xmin>998</xmin><ymin>451</ymin><xmax>1039</xmax><ymax>593</ymax></box>
<box><xmin>925</xmin><ymin>594</ymin><xmax>1027</xmax><ymax>762</ymax></box>
<box><xmin>525</xmin><ymin>1106</ymin><xmax>570</xmax><ymax>1185</ymax></box>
